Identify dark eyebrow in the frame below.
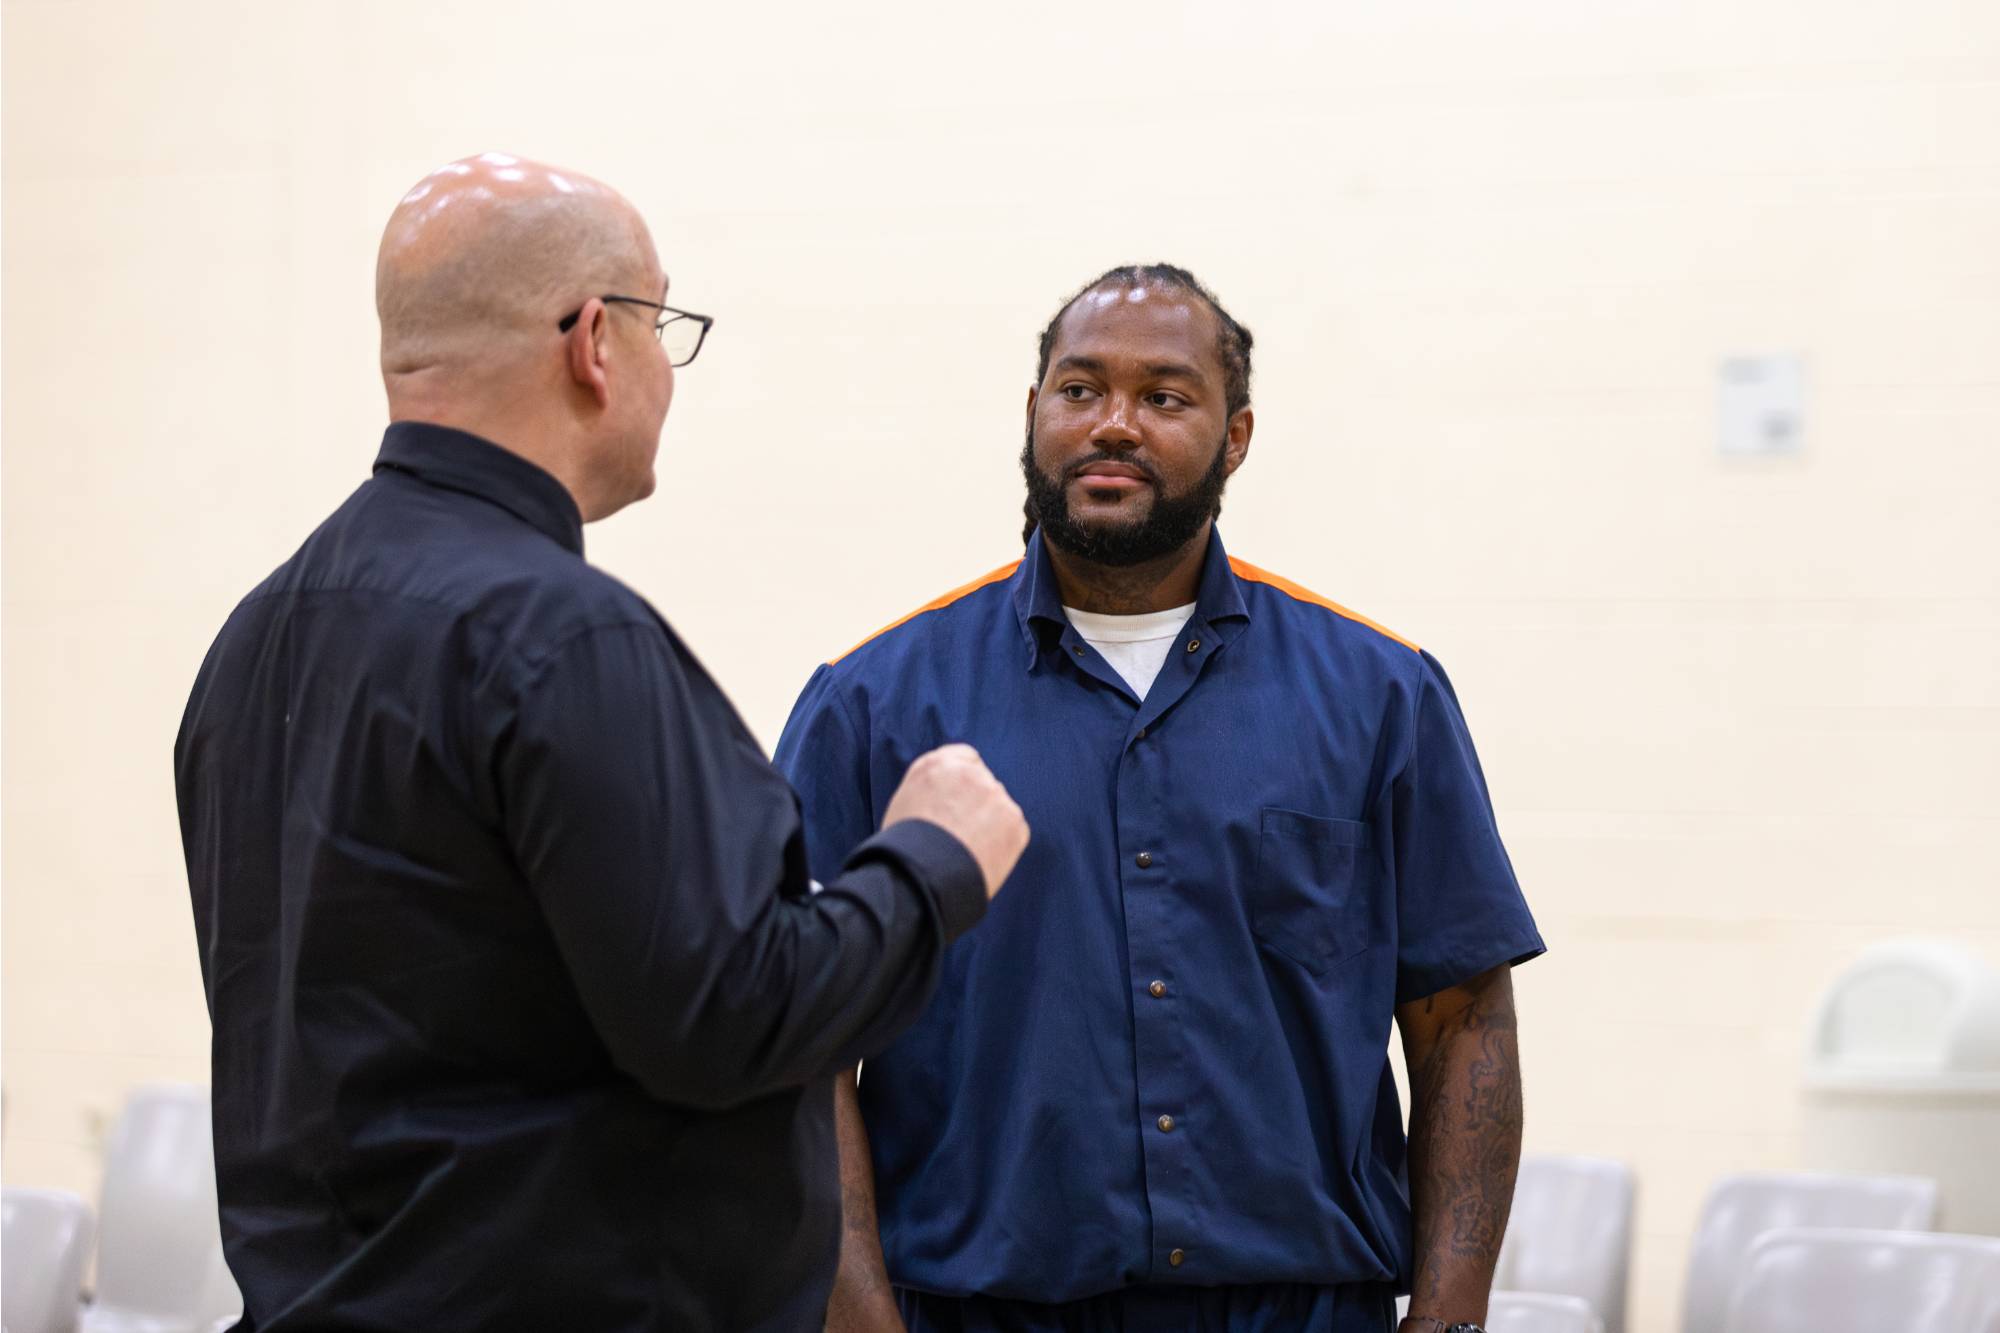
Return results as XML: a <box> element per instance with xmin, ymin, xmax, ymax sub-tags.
<box><xmin>1053</xmin><ymin>354</ymin><xmax>1108</xmax><ymax>376</ymax></box>
<box><xmin>1053</xmin><ymin>354</ymin><xmax>1204</xmax><ymax>384</ymax></box>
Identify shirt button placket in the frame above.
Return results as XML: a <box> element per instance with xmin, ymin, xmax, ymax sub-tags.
<box><xmin>1122</xmin><ymin>771</ymin><xmax>1180</xmax><ymax>1282</ymax></box>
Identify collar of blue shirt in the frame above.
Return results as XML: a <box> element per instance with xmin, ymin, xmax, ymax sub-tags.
<box><xmin>1011</xmin><ymin>523</ymin><xmax>1251</xmax><ymax>671</ymax></box>
<box><xmin>373</xmin><ymin>421</ymin><xmax>586</xmax><ymax>556</ymax></box>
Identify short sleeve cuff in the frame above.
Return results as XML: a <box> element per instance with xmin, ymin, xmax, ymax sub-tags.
<box><xmin>1395</xmin><ymin>927</ymin><xmax>1548</xmax><ymax>1006</ymax></box>
<box><xmin>845</xmin><ymin>818</ymin><xmax>989</xmax><ymax>945</ymax></box>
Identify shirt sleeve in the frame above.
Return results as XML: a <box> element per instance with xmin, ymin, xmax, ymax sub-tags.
<box><xmin>1391</xmin><ymin>649</ymin><xmax>1546</xmax><ymax>1004</ymax></box>
<box><xmin>772</xmin><ymin>664</ymin><xmax>883</xmax><ymax>888</ymax></box>
<box><xmin>497</xmin><ymin>622</ymin><xmax>987</xmax><ymax>1111</ymax></box>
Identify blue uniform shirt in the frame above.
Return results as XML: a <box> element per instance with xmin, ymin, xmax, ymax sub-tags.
<box><xmin>774</xmin><ymin>527</ymin><xmax>1544</xmax><ymax>1303</ymax></box>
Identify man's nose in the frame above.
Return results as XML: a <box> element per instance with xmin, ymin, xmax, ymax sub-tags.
<box><xmin>1090</xmin><ymin>395</ymin><xmax>1141</xmax><ymax>451</ymax></box>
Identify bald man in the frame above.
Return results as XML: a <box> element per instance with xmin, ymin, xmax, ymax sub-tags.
<box><xmin>175</xmin><ymin>154</ymin><xmax>1026</xmax><ymax>1331</ymax></box>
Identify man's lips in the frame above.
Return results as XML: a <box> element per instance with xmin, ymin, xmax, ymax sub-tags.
<box><xmin>1071</xmin><ymin>462</ymin><xmax>1153</xmax><ymax>490</ymax></box>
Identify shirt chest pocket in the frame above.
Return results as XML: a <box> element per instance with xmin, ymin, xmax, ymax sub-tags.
<box><xmin>1250</xmin><ymin>808</ymin><xmax>1374</xmax><ymax>975</ymax></box>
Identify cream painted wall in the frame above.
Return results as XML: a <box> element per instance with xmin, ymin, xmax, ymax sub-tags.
<box><xmin>5</xmin><ymin>2</ymin><xmax>1997</xmax><ymax>1329</ymax></box>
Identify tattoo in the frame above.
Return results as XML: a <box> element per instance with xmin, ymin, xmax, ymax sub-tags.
<box><xmin>1405</xmin><ymin>974</ymin><xmax>1522</xmax><ymax>1315</ymax></box>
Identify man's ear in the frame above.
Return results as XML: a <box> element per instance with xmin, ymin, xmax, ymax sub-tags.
<box><xmin>1223</xmin><ymin>406</ymin><xmax>1254</xmax><ymax>477</ymax></box>
<box><xmin>566</xmin><ymin>298</ymin><xmax>612</xmax><ymax>410</ymax></box>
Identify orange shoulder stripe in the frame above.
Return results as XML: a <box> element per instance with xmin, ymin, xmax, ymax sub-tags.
<box><xmin>829</xmin><ymin>559</ymin><xmax>1024</xmax><ymax>665</ymax></box>
<box><xmin>1227</xmin><ymin>557</ymin><xmax>1420</xmax><ymax>653</ymax></box>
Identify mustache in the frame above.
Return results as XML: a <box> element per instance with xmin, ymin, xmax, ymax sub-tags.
<box><xmin>1063</xmin><ymin>453</ymin><xmax>1163</xmax><ymax>487</ymax></box>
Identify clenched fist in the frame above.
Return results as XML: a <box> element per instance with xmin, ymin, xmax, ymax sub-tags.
<box><xmin>881</xmin><ymin>744</ymin><xmax>1029</xmax><ymax>899</ymax></box>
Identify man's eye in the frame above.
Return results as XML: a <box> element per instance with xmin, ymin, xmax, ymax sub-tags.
<box><xmin>1148</xmin><ymin>392</ymin><xmax>1185</xmax><ymax>408</ymax></box>
<box><xmin>1062</xmin><ymin>384</ymin><xmax>1095</xmax><ymax>401</ymax></box>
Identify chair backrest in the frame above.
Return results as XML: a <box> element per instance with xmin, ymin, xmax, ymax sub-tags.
<box><xmin>1681</xmin><ymin>1170</ymin><xmax>1938</xmax><ymax>1333</ymax></box>
<box><xmin>193</xmin><ymin>1237</ymin><xmax>244</xmax><ymax>1329</ymax></box>
<box><xmin>92</xmin><ymin>1084</ymin><xmax>238</xmax><ymax>1323</ymax></box>
<box><xmin>1489</xmin><ymin>1290</ymin><xmax>1607</xmax><ymax>1333</ymax></box>
<box><xmin>2</xmin><ymin>1187</ymin><xmax>95</xmax><ymax>1333</ymax></box>
<box><xmin>1720</xmin><ymin>1228</ymin><xmax>2000</xmax><ymax>1333</ymax></box>
<box><xmin>1494</xmin><ymin>1154</ymin><xmax>1635</xmax><ymax>1333</ymax></box>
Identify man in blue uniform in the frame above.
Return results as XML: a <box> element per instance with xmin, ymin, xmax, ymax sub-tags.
<box><xmin>776</xmin><ymin>265</ymin><xmax>1543</xmax><ymax>1333</ymax></box>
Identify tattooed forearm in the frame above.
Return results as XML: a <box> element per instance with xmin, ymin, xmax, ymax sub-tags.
<box><xmin>1400</xmin><ymin>968</ymin><xmax>1522</xmax><ymax>1321</ymax></box>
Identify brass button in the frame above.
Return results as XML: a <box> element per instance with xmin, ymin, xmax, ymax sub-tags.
<box><xmin>1185</xmin><ymin>638</ymin><xmax>1200</xmax><ymax>652</ymax></box>
<box><xmin>1135</xmin><ymin>851</ymin><xmax>1154</xmax><ymax>869</ymax></box>
<box><xmin>1072</xmin><ymin>645</ymin><xmax>1084</xmax><ymax>656</ymax></box>
<box><xmin>1169</xmin><ymin>1248</ymin><xmax>1185</xmax><ymax>1267</ymax></box>
<box><xmin>1135</xmin><ymin>726</ymin><xmax>1147</xmax><ymax>740</ymax></box>
<box><xmin>1148</xmin><ymin>980</ymin><xmax>1167</xmax><ymax>998</ymax></box>
<box><xmin>1157</xmin><ymin>1114</ymin><xmax>1175</xmax><ymax>1133</ymax></box>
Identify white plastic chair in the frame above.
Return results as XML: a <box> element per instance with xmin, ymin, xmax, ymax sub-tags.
<box><xmin>1720</xmin><ymin>1228</ymin><xmax>2000</xmax><ymax>1333</ymax></box>
<box><xmin>1681</xmin><ymin>1170</ymin><xmax>1937</xmax><ymax>1333</ymax></box>
<box><xmin>80</xmin><ymin>1084</ymin><xmax>242</xmax><ymax>1333</ymax></box>
<box><xmin>192</xmin><ymin>1243</ymin><xmax>242</xmax><ymax>1332</ymax></box>
<box><xmin>1489</xmin><ymin>1291</ymin><xmax>1607</xmax><ymax>1333</ymax></box>
<box><xmin>1494</xmin><ymin>1154</ymin><xmax>1634</xmax><ymax>1333</ymax></box>
<box><xmin>2</xmin><ymin>1187</ymin><xmax>95</xmax><ymax>1333</ymax></box>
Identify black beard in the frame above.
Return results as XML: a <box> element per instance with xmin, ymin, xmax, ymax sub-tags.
<box><xmin>1019</xmin><ymin>425</ymin><xmax>1230</xmax><ymax>567</ymax></box>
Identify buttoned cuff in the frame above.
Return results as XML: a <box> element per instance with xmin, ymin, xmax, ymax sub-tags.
<box><xmin>845</xmin><ymin>819</ymin><xmax>989</xmax><ymax>945</ymax></box>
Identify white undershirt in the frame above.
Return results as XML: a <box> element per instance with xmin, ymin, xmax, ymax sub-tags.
<box><xmin>1063</xmin><ymin>603</ymin><xmax>1198</xmax><ymax>700</ymax></box>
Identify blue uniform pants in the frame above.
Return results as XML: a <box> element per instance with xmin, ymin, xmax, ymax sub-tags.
<box><xmin>897</xmin><ymin>1282</ymin><xmax>1398</xmax><ymax>1332</ymax></box>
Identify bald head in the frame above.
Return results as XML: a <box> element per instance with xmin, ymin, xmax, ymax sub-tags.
<box><xmin>377</xmin><ymin>152</ymin><xmax>658</xmax><ymax>379</ymax></box>
<box><xmin>374</xmin><ymin>153</ymin><xmax>678</xmax><ymax>524</ymax></box>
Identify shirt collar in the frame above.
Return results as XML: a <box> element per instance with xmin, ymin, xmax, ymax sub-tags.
<box><xmin>373</xmin><ymin>421</ymin><xmax>585</xmax><ymax>556</ymax></box>
<box><xmin>1012</xmin><ymin>524</ymin><xmax>1249</xmax><ymax>666</ymax></box>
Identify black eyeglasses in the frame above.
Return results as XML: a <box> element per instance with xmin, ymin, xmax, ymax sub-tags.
<box><xmin>558</xmin><ymin>296</ymin><xmax>714</xmax><ymax>367</ymax></box>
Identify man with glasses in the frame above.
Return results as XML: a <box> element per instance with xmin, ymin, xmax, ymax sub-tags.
<box><xmin>175</xmin><ymin>153</ymin><xmax>1027</xmax><ymax>1331</ymax></box>
<box><xmin>777</xmin><ymin>265</ymin><xmax>1542</xmax><ymax>1332</ymax></box>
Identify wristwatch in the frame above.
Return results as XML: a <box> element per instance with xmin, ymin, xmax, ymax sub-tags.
<box><xmin>1406</xmin><ymin>1320</ymin><xmax>1486</xmax><ymax>1333</ymax></box>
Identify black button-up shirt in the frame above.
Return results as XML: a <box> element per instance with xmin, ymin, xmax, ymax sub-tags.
<box><xmin>175</xmin><ymin>422</ymin><xmax>986</xmax><ymax>1331</ymax></box>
